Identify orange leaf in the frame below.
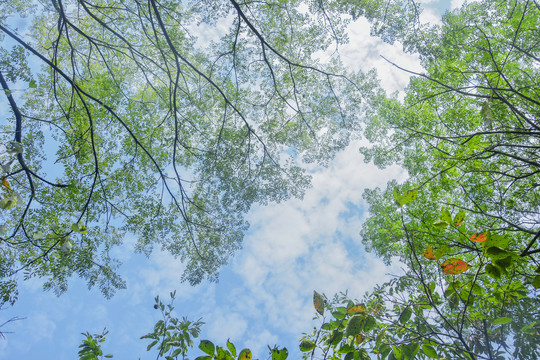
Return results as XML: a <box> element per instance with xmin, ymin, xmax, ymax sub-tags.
<box><xmin>424</xmin><ymin>245</ymin><xmax>436</xmax><ymax>260</ymax></box>
<box><xmin>347</xmin><ymin>304</ymin><xmax>365</xmax><ymax>314</ymax></box>
<box><xmin>470</xmin><ymin>233</ymin><xmax>487</xmax><ymax>242</ymax></box>
<box><xmin>1</xmin><ymin>177</ymin><xmax>11</xmax><ymax>191</ymax></box>
<box><xmin>313</xmin><ymin>291</ymin><xmax>325</xmax><ymax>316</ymax></box>
<box><xmin>441</xmin><ymin>258</ymin><xmax>471</xmax><ymax>275</ymax></box>
<box><xmin>355</xmin><ymin>333</ymin><xmax>363</xmax><ymax>344</ymax></box>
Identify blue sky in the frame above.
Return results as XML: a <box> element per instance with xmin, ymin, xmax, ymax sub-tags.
<box><xmin>0</xmin><ymin>1</ymin><xmax>466</xmax><ymax>359</ymax></box>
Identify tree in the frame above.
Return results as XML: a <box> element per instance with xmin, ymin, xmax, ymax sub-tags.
<box><xmin>74</xmin><ymin>1</ymin><xmax>538</xmax><ymax>359</ymax></box>
<box><xmin>0</xmin><ymin>0</ymin><xmax>374</xmax><ymax>301</ymax></box>
<box><xmin>350</xmin><ymin>0</ymin><xmax>540</xmax><ymax>359</ymax></box>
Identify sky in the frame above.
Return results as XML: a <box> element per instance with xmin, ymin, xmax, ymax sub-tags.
<box><xmin>0</xmin><ymin>1</ymin><xmax>465</xmax><ymax>359</ymax></box>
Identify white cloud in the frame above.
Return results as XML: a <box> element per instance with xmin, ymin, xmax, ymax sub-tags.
<box><xmin>206</xmin><ymin>311</ymin><xmax>248</xmax><ymax>344</ymax></box>
<box><xmin>193</xmin><ymin>141</ymin><xmax>407</xmax><ymax>356</ymax></box>
<box><xmin>450</xmin><ymin>0</ymin><xmax>481</xmax><ymax>10</ymax></box>
<box><xmin>339</xmin><ymin>17</ymin><xmax>423</xmax><ymax>96</ymax></box>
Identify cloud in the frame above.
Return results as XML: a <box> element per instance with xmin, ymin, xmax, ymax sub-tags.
<box><xmin>450</xmin><ymin>0</ymin><xmax>481</xmax><ymax>10</ymax></box>
<box><xmin>191</xmin><ymin>141</ymin><xmax>406</xmax><ymax>356</ymax></box>
<box><xmin>339</xmin><ymin>17</ymin><xmax>423</xmax><ymax>96</ymax></box>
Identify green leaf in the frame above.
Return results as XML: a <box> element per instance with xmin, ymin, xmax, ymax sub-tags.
<box><xmin>227</xmin><ymin>339</ymin><xmax>236</xmax><ymax>358</ymax></box>
<box><xmin>71</xmin><ymin>222</ymin><xmax>88</xmax><ymax>234</ymax></box>
<box><xmin>520</xmin><ymin>322</ymin><xmax>536</xmax><ymax>335</ymax></box>
<box><xmin>0</xmin><ymin>195</ymin><xmax>17</xmax><ymax>210</ymax></box>
<box><xmin>199</xmin><ymin>340</ymin><xmax>215</xmax><ymax>356</ymax></box>
<box><xmin>393</xmin><ymin>188</ymin><xmax>418</xmax><ymax>207</ymax></box>
<box><xmin>271</xmin><ymin>347</ymin><xmax>288</xmax><ymax>360</ymax></box>
<box><xmin>337</xmin><ymin>343</ymin><xmax>355</xmax><ymax>354</ymax></box>
<box><xmin>485</xmin><ymin>264</ymin><xmax>501</xmax><ymax>279</ymax></box>
<box><xmin>486</xmin><ymin>246</ymin><xmax>509</xmax><ymax>259</ymax></box>
<box><xmin>493</xmin><ymin>317</ymin><xmax>512</xmax><ymax>325</ymax></box>
<box><xmin>399</xmin><ymin>308</ymin><xmax>412</xmax><ymax>324</ymax></box>
<box><xmin>432</xmin><ymin>220</ymin><xmax>449</xmax><ymax>229</ymax></box>
<box><xmin>376</xmin><ymin>329</ymin><xmax>386</xmax><ymax>346</ymax></box>
<box><xmin>422</xmin><ymin>344</ymin><xmax>438</xmax><ymax>359</ymax></box>
<box><xmin>453</xmin><ymin>211</ymin><xmax>466</xmax><ymax>226</ymax></box>
<box><xmin>391</xmin><ymin>345</ymin><xmax>403</xmax><ymax>360</ymax></box>
<box><xmin>299</xmin><ymin>339</ymin><xmax>316</xmax><ymax>352</ymax></box>
<box><xmin>434</xmin><ymin>245</ymin><xmax>448</xmax><ymax>260</ymax></box>
<box><xmin>532</xmin><ymin>275</ymin><xmax>540</xmax><ymax>290</ymax></box>
<box><xmin>329</xmin><ymin>330</ymin><xmax>343</xmax><ymax>346</ymax></box>
<box><xmin>171</xmin><ymin>348</ymin><xmax>183</xmax><ymax>358</ymax></box>
<box><xmin>441</xmin><ymin>208</ymin><xmax>452</xmax><ymax>224</ymax></box>
<box><xmin>482</xmin><ymin>233</ymin><xmax>508</xmax><ymax>249</ymax></box>
<box><xmin>29</xmin><ymin>79</ymin><xmax>37</xmax><ymax>88</ymax></box>
<box><xmin>215</xmin><ymin>347</ymin><xmax>227</xmax><ymax>360</ymax></box>
<box><xmin>345</xmin><ymin>314</ymin><xmax>364</xmax><ymax>336</ymax></box>
<box><xmin>363</xmin><ymin>316</ymin><xmax>376</xmax><ymax>332</ymax></box>
<box><xmin>146</xmin><ymin>340</ymin><xmax>158</xmax><ymax>351</ymax></box>
<box><xmin>493</xmin><ymin>256</ymin><xmax>513</xmax><ymax>270</ymax></box>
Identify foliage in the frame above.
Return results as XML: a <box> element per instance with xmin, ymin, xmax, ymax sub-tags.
<box><xmin>0</xmin><ymin>0</ymin><xmax>373</xmax><ymax>302</ymax></box>
<box><xmin>353</xmin><ymin>0</ymin><xmax>540</xmax><ymax>359</ymax></box>
<box><xmin>78</xmin><ymin>292</ymin><xmax>285</xmax><ymax>360</ymax></box>
<box><xmin>78</xmin><ymin>329</ymin><xmax>113</xmax><ymax>360</ymax></box>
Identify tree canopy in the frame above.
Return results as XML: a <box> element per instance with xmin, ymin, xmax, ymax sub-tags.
<box><xmin>1</xmin><ymin>0</ymin><xmax>539</xmax><ymax>359</ymax></box>
<box><xmin>0</xmin><ymin>0</ymin><xmax>374</xmax><ymax>301</ymax></box>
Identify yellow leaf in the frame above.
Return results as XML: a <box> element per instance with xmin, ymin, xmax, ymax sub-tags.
<box><xmin>1</xmin><ymin>177</ymin><xmax>11</xmax><ymax>191</ymax></box>
<box><xmin>424</xmin><ymin>246</ymin><xmax>436</xmax><ymax>260</ymax></box>
<box><xmin>347</xmin><ymin>304</ymin><xmax>365</xmax><ymax>314</ymax></box>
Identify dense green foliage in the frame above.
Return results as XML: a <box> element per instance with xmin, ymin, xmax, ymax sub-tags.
<box><xmin>0</xmin><ymin>0</ymin><xmax>371</xmax><ymax>301</ymax></box>
<box><xmin>353</xmin><ymin>0</ymin><xmax>540</xmax><ymax>359</ymax></box>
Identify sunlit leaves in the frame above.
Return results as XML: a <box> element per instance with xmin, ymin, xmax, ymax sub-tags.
<box><xmin>441</xmin><ymin>258</ymin><xmax>470</xmax><ymax>275</ymax></box>
<box><xmin>432</xmin><ymin>220</ymin><xmax>448</xmax><ymax>229</ymax></box>
<box><xmin>71</xmin><ymin>222</ymin><xmax>89</xmax><ymax>235</ymax></box>
<box><xmin>0</xmin><ymin>192</ymin><xmax>17</xmax><ymax>210</ymax></box>
<box><xmin>393</xmin><ymin>188</ymin><xmax>418</xmax><ymax>207</ymax></box>
<box><xmin>434</xmin><ymin>245</ymin><xmax>448</xmax><ymax>260</ymax></box>
<box><xmin>313</xmin><ymin>290</ymin><xmax>325</xmax><ymax>316</ymax></box>
<box><xmin>493</xmin><ymin>317</ymin><xmax>512</xmax><ymax>325</ymax></box>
